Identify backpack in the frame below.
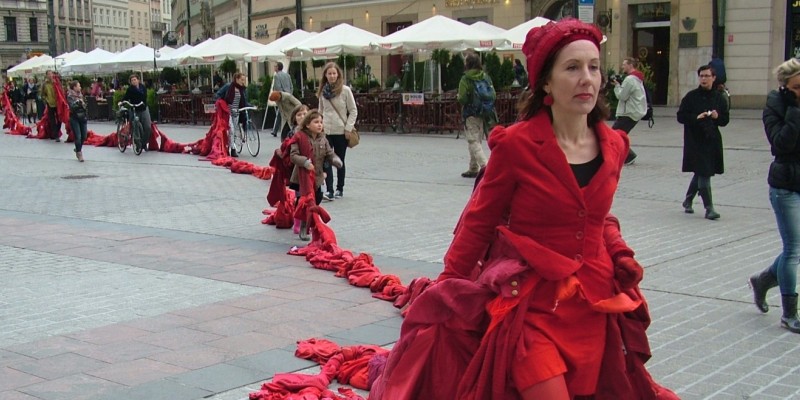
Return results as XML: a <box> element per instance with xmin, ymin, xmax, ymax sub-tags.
<box><xmin>642</xmin><ymin>85</ymin><xmax>654</xmax><ymax>128</ymax></box>
<box><xmin>468</xmin><ymin>77</ymin><xmax>496</xmax><ymax>119</ymax></box>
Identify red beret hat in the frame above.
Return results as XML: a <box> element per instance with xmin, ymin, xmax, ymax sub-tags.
<box><xmin>522</xmin><ymin>18</ymin><xmax>603</xmax><ymax>90</ymax></box>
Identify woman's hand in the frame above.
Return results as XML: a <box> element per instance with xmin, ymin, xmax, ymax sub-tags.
<box><xmin>344</xmin><ymin>130</ymin><xmax>351</xmax><ymax>140</ymax></box>
<box><xmin>305</xmin><ymin>163</ymin><xmax>314</xmax><ymax>171</ymax></box>
<box><xmin>614</xmin><ymin>256</ymin><xmax>644</xmax><ymax>289</ymax></box>
<box><xmin>780</xmin><ymin>86</ymin><xmax>797</xmax><ymax>107</ymax></box>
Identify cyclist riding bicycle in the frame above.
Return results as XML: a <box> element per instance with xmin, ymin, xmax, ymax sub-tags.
<box><xmin>214</xmin><ymin>72</ymin><xmax>250</xmax><ymax>158</ymax></box>
<box><xmin>121</xmin><ymin>74</ymin><xmax>152</xmax><ymax>151</ymax></box>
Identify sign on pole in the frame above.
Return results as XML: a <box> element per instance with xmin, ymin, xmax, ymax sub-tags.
<box><xmin>578</xmin><ymin>0</ymin><xmax>595</xmax><ymax>24</ymax></box>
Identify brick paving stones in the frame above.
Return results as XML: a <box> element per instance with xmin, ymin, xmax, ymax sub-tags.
<box><xmin>0</xmin><ymin>109</ymin><xmax>798</xmax><ymax>400</ymax></box>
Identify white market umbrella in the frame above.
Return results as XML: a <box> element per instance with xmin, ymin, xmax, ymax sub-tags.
<box><xmin>31</xmin><ymin>50</ymin><xmax>85</xmax><ymax>74</ymax></box>
<box><xmin>161</xmin><ymin>43</ymin><xmax>195</xmax><ymax>67</ymax></box>
<box><xmin>376</xmin><ymin>15</ymin><xmax>504</xmax><ymax>53</ymax></box>
<box><xmin>61</xmin><ymin>48</ymin><xmax>117</xmax><ymax>74</ymax></box>
<box><xmin>109</xmin><ymin>44</ymin><xmax>166</xmax><ymax>71</ymax></box>
<box><xmin>8</xmin><ymin>55</ymin><xmax>51</xmax><ymax>77</ymax></box>
<box><xmin>283</xmin><ymin>23</ymin><xmax>385</xmax><ymax>59</ymax></box>
<box><xmin>471</xmin><ymin>21</ymin><xmax>507</xmax><ymax>36</ymax></box>
<box><xmin>178</xmin><ymin>34</ymin><xmax>263</xmax><ymax>64</ymax></box>
<box><xmin>246</xmin><ymin>29</ymin><xmax>317</xmax><ymax>62</ymax></box>
<box><xmin>497</xmin><ymin>17</ymin><xmax>552</xmax><ymax>50</ymax></box>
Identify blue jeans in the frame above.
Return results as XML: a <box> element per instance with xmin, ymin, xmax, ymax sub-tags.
<box><xmin>769</xmin><ymin>187</ymin><xmax>800</xmax><ymax>295</ymax></box>
<box><xmin>69</xmin><ymin>117</ymin><xmax>88</xmax><ymax>152</ymax></box>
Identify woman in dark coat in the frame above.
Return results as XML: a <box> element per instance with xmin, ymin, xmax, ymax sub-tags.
<box><xmin>677</xmin><ymin>65</ymin><xmax>730</xmax><ymax>219</ymax></box>
<box><xmin>749</xmin><ymin>58</ymin><xmax>800</xmax><ymax>334</ymax></box>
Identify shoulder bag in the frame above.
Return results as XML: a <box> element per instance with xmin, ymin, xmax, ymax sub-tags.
<box><xmin>329</xmin><ymin>95</ymin><xmax>360</xmax><ymax>148</ymax></box>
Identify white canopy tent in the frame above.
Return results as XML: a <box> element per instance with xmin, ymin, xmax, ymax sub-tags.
<box><xmin>376</xmin><ymin>15</ymin><xmax>505</xmax><ymax>53</ymax></box>
<box><xmin>245</xmin><ymin>29</ymin><xmax>317</xmax><ymax>62</ymax></box>
<box><xmin>470</xmin><ymin>21</ymin><xmax>508</xmax><ymax>36</ymax></box>
<box><xmin>107</xmin><ymin>43</ymin><xmax>168</xmax><ymax>72</ymax></box>
<box><xmin>283</xmin><ymin>23</ymin><xmax>385</xmax><ymax>60</ymax></box>
<box><xmin>7</xmin><ymin>55</ymin><xmax>52</xmax><ymax>77</ymax></box>
<box><xmin>497</xmin><ymin>17</ymin><xmax>553</xmax><ymax>50</ymax></box>
<box><xmin>160</xmin><ymin>43</ymin><xmax>197</xmax><ymax>67</ymax></box>
<box><xmin>177</xmin><ymin>34</ymin><xmax>264</xmax><ymax>65</ymax></box>
<box><xmin>61</xmin><ymin>48</ymin><xmax>117</xmax><ymax>74</ymax></box>
<box><xmin>30</xmin><ymin>50</ymin><xmax>86</xmax><ymax>75</ymax></box>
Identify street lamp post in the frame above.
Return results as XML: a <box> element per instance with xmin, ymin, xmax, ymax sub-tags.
<box><xmin>153</xmin><ymin>49</ymin><xmax>161</xmax><ymax>122</ymax></box>
<box><xmin>53</xmin><ymin>57</ymin><xmax>66</xmax><ymax>74</ymax></box>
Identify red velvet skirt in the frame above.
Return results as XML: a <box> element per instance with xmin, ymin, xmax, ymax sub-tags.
<box><xmin>511</xmin><ymin>280</ymin><xmax>607</xmax><ymax>396</ymax></box>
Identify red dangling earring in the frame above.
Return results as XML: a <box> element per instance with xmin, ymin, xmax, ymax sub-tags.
<box><xmin>543</xmin><ymin>93</ymin><xmax>554</xmax><ymax>106</ymax></box>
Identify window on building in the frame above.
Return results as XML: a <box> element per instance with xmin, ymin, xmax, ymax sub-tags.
<box><xmin>131</xmin><ymin>14</ymin><xmax>133</xmax><ymax>27</ymax></box>
<box><xmin>70</xmin><ymin>30</ymin><xmax>77</xmax><ymax>50</ymax></box>
<box><xmin>59</xmin><ymin>28</ymin><xmax>66</xmax><ymax>53</ymax></box>
<box><xmin>4</xmin><ymin>17</ymin><xmax>17</xmax><ymax>42</ymax></box>
<box><xmin>58</xmin><ymin>0</ymin><xmax>65</xmax><ymax>18</ymax></box>
<box><xmin>84</xmin><ymin>0</ymin><xmax>90</xmax><ymax>21</ymax></box>
<box><xmin>76</xmin><ymin>0</ymin><xmax>82</xmax><ymax>20</ymax></box>
<box><xmin>29</xmin><ymin>17</ymin><xmax>37</xmax><ymax>42</ymax></box>
<box><xmin>93</xmin><ymin>7</ymin><xmax>96</xmax><ymax>21</ymax></box>
<box><xmin>68</xmin><ymin>0</ymin><xmax>74</xmax><ymax>19</ymax></box>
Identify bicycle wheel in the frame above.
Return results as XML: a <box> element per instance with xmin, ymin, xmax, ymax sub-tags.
<box><xmin>233</xmin><ymin>124</ymin><xmax>244</xmax><ymax>154</ymax></box>
<box><xmin>132</xmin><ymin>120</ymin><xmax>143</xmax><ymax>155</ymax></box>
<box><xmin>117</xmin><ymin>120</ymin><xmax>128</xmax><ymax>153</ymax></box>
<box><xmin>245</xmin><ymin>120</ymin><xmax>260</xmax><ymax>157</ymax></box>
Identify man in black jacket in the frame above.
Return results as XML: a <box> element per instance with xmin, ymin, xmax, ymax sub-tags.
<box><xmin>676</xmin><ymin>65</ymin><xmax>730</xmax><ymax>220</ymax></box>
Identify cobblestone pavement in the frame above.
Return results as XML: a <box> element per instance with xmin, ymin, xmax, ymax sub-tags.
<box><xmin>0</xmin><ymin>108</ymin><xmax>798</xmax><ymax>400</ymax></box>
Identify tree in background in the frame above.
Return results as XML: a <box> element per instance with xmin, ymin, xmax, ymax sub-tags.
<box><xmin>446</xmin><ymin>53</ymin><xmax>464</xmax><ymax>92</ymax></box>
<box><xmin>218</xmin><ymin>58</ymin><xmax>237</xmax><ymax>79</ymax></box>
<box><xmin>498</xmin><ymin>57</ymin><xmax>515</xmax><ymax>89</ymax></box>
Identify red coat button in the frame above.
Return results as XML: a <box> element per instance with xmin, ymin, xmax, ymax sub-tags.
<box><xmin>576</xmin><ymin>231</ymin><xmax>584</xmax><ymax>240</ymax></box>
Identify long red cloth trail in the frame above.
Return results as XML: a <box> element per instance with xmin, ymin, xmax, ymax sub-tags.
<box><xmin>3</xmin><ymin>98</ymin><xmax>274</xmax><ymax>181</ymax></box>
<box><xmin>0</xmin><ymin>88</ymin><xmax>32</xmax><ymax>136</ymax></box>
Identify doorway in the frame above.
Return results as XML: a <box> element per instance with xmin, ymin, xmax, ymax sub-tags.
<box><xmin>632</xmin><ymin>26</ymin><xmax>669</xmax><ymax>105</ymax></box>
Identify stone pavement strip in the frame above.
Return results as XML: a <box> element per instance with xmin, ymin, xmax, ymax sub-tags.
<box><xmin>0</xmin><ymin>108</ymin><xmax>798</xmax><ymax>400</ymax></box>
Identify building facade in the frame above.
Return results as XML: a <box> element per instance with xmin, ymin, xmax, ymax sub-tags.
<box><xmin>92</xmin><ymin>0</ymin><xmax>128</xmax><ymax>52</ymax></box>
<box><xmin>0</xmin><ymin>0</ymin><xmax>50</xmax><ymax>71</ymax></box>
<box><xmin>51</xmin><ymin>0</ymin><xmax>94</xmax><ymax>54</ymax></box>
<box><xmin>128</xmin><ymin>0</ymin><xmax>150</xmax><ymax>46</ymax></box>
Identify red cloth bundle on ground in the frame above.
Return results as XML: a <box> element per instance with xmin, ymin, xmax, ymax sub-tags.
<box><xmin>31</xmin><ymin>109</ymin><xmax>50</xmax><ymax>139</ymax></box>
<box><xmin>156</xmin><ymin>127</ymin><xmax>198</xmax><ymax>153</ymax></box>
<box><xmin>249</xmin><ymin>338</ymin><xmax>386</xmax><ymax>400</ymax></box>
<box><xmin>262</xmin><ymin>188</ymin><xmax>295</xmax><ymax>228</ymax></box>
<box><xmin>85</xmin><ymin>130</ymin><xmax>120</xmax><ymax>147</ymax></box>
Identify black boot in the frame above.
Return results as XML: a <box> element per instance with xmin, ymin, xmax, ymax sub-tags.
<box><xmin>780</xmin><ymin>294</ymin><xmax>800</xmax><ymax>333</ymax></box>
<box><xmin>683</xmin><ymin>178</ymin><xmax>698</xmax><ymax>214</ymax></box>
<box><xmin>682</xmin><ymin>194</ymin><xmax>695</xmax><ymax>214</ymax></box>
<box><xmin>749</xmin><ymin>268</ymin><xmax>778</xmax><ymax>313</ymax></box>
<box><xmin>698</xmin><ymin>187</ymin><xmax>720</xmax><ymax>220</ymax></box>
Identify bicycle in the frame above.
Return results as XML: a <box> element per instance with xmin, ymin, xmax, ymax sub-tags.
<box><xmin>14</xmin><ymin>102</ymin><xmax>25</xmax><ymax>119</ymax></box>
<box><xmin>231</xmin><ymin>106</ymin><xmax>260</xmax><ymax>157</ymax></box>
<box><xmin>116</xmin><ymin>100</ymin><xmax>145</xmax><ymax>155</ymax></box>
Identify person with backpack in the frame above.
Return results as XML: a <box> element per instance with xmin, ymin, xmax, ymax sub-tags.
<box><xmin>612</xmin><ymin>57</ymin><xmax>647</xmax><ymax>165</ymax></box>
<box><xmin>457</xmin><ymin>52</ymin><xmax>496</xmax><ymax>178</ymax></box>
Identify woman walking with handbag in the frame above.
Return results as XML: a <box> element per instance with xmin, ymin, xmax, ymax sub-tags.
<box><xmin>67</xmin><ymin>80</ymin><xmax>88</xmax><ymax>162</ymax></box>
<box><xmin>318</xmin><ymin>62</ymin><xmax>357</xmax><ymax>200</ymax></box>
<box><xmin>749</xmin><ymin>58</ymin><xmax>800</xmax><ymax>333</ymax></box>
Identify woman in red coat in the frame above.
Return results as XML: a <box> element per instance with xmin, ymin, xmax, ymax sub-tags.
<box><xmin>370</xmin><ymin>19</ymin><xmax>677</xmax><ymax>400</ymax></box>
